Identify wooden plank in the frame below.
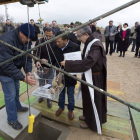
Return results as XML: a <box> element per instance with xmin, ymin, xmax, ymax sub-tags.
<box><xmin>0</xmin><ymin>82</ymin><xmax>31</xmax><ymax>109</ymax></box>
<box><xmin>107</xmin><ymin>101</ymin><xmax>130</xmax><ymax>119</ymax></box>
<box><xmin>0</xmin><ymin>0</ymin><xmax>19</xmax><ymax>5</ymax></box>
<box><xmin>51</xmin><ymin>93</ymin><xmax>129</xmax><ymax>119</ymax></box>
<box><xmin>27</xmin><ymin>99</ymin><xmax>132</xmax><ymax>140</ymax></box>
<box><xmin>130</xmin><ymin>102</ymin><xmax>140</xmax><ymax>140</ymax></box>
<box><xmin>24</xmin><ymin>95</ymin><xmax>38</xmax><ymax>105</ymax></box>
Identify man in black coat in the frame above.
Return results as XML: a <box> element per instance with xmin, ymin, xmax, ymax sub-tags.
<box><xmin>47</xmin><ymin>31</ymin><xmax>80</xmax><ymax>120</ymax></box>
<box><xmin>135</xmin><ymin>25</ymin><xmax>140</xmax><ymax>57</ymax></box>
<box><xmin>30</xmin><ymin>19</ymin><xmax>40</xmax><ymax>47</ymax></box>
<box><xmin>2</xmin><ymin>19</ymin><xmax>15</xmax><ymax>34</ymax></box>
<box><xmin>0</xmin><ymin>23</ymin><xmax>36</xmax><ymax>130</ymax></box>
<box><xmin>33</xmin><ymin>27</ymin><xmax>56</xmax><ymax>107</ymax></box>
<box><xmin>52</xmin><ymin>20</ymin><xmax>60</xmax><ymax>36</ymax></box>
<box><xmin>91</xmin><ymin>21</ymin><xmax>97</xmax><ymax>33</ymax></box>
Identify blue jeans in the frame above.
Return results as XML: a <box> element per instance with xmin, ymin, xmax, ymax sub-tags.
<box><xmin>58</xmin><ymin>86</ymin><xmax>75</xmax><ymax>111</ymax></box>
<box><xmin>129</xmin><ymin>38</ymin><xmax>136</xmax><ymax>52</ymax></box>
<box><xmin>0</xmin><ymin>76</ymin><xmax>22</xmax><ymax>123</ymax></box>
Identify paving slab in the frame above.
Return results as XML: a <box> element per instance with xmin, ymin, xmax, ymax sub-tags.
<box><xmin>0</xmin><ymin>102</ymin><xmax>41</xmax><ymax>140</ymax></box>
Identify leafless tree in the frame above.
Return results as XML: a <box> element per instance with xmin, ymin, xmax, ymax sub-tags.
<box><xmin>0</xmin><ymin>14</ymin><xmax>5</xmax><ymax>28</ymax></box>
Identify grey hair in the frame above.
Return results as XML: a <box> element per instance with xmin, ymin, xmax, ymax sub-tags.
<box><xmin>135</xmin><ymin>21</ymin><xmax>139</xmax><ymax>25</ymax></box>
<box><xmin>79</xmin><ymin>26</ymin><xmax>92</xmax><ymax>36</ymax></box>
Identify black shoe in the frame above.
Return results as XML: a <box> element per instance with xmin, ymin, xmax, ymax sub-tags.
<box><xmin>8</xmin><ymin>121</ymin><xmax>23</xmax><ymax>130</ymax></box>
<box><xmin>47</xmin><ymin>99</ymin><xmax>52</xmax><ymax>108</ymax></box>
<box><xmin>17</xmin><ymin>107</ymin><xmax>28</xmax><ymax>112</ymax></box>
<box><xmin>38</xmin><ymin>97</ymin><xmax>43</xmax><ymax>103</ymax></box>
<box><xmin>123</xmin><ymin>55</ymin><xmax>125</xmax><ymax>57</ymax></box>
<box><xmin>134</xmin><ymin>55</ymin><xmax>137</xmax><ymax>58</ymax></box>
<box><xmin>119</xmin><ymin>55</ymin><xmax>122</xmax><ymax>57</ymax></box>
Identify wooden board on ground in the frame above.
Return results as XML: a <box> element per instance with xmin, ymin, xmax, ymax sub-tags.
<box><xmin>51</xmin><ymin>94</ymin><xmax>129</xmax><ymax>120</ymax></box>
<box><xmin>0</xmin><ymin>82</ymin><xmax>31</xmax><ymax>109</ymax></box>
<box><xmin>130</xmin><ymin>102</ymin><xmax>140</xmax><ymax>140</ymax></box>
<box><xmin>24</xmin><ymin>98</ymin><xmax>133</xmax><ymax>140</ymax></box>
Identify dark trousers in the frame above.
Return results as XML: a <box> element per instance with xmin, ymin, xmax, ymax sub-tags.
<box><xmin>58</xmin><ymin>86</ymin><xmax>75</xmax><ymax>111</ymax></box>
<box><xmin>105</xmin><ymin>37</ymin><xmax>113</xmax><ymax>55</ymax></box>
<box><xmin>129</xmin><ymin>38</ymin><xmax>136</xmax><ymax>52</ymax></box>
<box><xmin>135</xmin><ymin>42</ymin><xmax>140</xmax><ymax>57</ymax></box>
<box><xmin>113</xmin><ymin>40</ymin><xmax>119</xmax><ymax>53</ymax></box>
<box><xmin>120</xmin><ymin>51</ymin><xmax>125</xmax><ymax>56</ymax></box>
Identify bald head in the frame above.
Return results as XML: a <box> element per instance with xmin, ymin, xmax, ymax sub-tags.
<box><xmin>45</xmin><ymin>22</ymin><xmax>49</xmax><ymax>28</ymax></box>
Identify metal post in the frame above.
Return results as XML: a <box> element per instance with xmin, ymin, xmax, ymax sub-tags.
<box><xmin>4</xmin><ymin>4</ymin><xmax>8</xmax><ymax>20</ymax></box>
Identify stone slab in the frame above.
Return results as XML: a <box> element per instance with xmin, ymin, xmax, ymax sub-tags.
<box><xmin>0</xmin><ymin>102</ymin><xmax>41</xmax><ymax>140</ymax></box>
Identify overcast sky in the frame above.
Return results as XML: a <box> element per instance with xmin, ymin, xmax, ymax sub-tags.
<box><xmin>0</xmin><ymin>0</ymin><xmax>140</xmax><ymax>27</ymax></box>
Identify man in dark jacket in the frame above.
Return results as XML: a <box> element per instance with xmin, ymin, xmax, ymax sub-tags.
<box><xmin>30</xmin><ymin>19</ymin><xmax>40</xmax><ymax>47</ymax></box>
<box><xmin>135</xmin><ymin>25</ymin><xmax>140</xmax><ymax>57</ymax></box>
<box><xmin>33</xmin><ymin>27</ymin><xmax>56</xmax><ymax>107</ymax></box>
<box><xmin>48</xmin><ymin>31</ymin><xmax>80</xmax><ymax>120</ymax></box>
<box><xmin>2</xmin><ymin>19</ymin><xmax>15</xmax><ymax>34</ymax></box>
<box><xmin>91</xmin><ymin>21</ymin><xmax>97</xmax><ymax>33</ymax></box>
<box><xmin>52</xmin><ymin>20</ymin><xmax>60</xmax><ymax>36</ymax></box>
<box><xmin>0</xmin><ymin>23</ymin><xmax>36</xmax><ymax>130</ymax></box>
<box><xmin>104</xmin><ymin>20</ymin><xmax>117</xmax><ymax>55</ymax></box>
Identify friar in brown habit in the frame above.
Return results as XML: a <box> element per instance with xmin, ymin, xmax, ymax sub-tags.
<box><xmin>61</xmin><ymin>26</ymin><xmax>107</xmax><ymax>133</ymax></box>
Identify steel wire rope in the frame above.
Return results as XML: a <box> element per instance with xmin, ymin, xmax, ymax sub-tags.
<box><xmin>25</xmin><ymin>6</ymin><xmax>31</xmax><ymax>116</ymax></box>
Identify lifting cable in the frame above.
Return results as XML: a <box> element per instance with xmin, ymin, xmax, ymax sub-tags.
<box><xmin>26</xmin><ymin>6</ymin><xmax>35</xmax><ymax>133</ymax></box>
<box><xmin>37</xmin><ymin>4</ymin><xmax>62</xmax><ymax>74</ymax></box>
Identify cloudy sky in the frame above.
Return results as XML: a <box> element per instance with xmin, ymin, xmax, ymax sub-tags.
<box><xmin>0</xmin><ymin>0</ymin><xmax>140</xmax><ymax>27</ymax></box>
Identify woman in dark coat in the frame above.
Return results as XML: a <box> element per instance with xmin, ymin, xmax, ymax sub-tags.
<box><xmin>113</xmin><ymin>24</ymin><xmax>122</xmax><ymax>53</ymax></box>
<box><xmin>119</xmin><ymin>23</ymin><xmax>131</xmax><ymax>57</ymax></box>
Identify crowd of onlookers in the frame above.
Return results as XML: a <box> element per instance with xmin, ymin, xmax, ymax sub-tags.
<box><xmin>2</xmin><ymin>19</ymin><xmax>140</xmax><ymax>58</ymax></box>
<box><xmin>104</xmin><ymin>20</ymin><xmax>140</xmax><ymax>58</ymax></box>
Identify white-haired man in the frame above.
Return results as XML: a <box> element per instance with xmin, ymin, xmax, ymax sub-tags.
<box><xmin>61</xmin><ymin>26</ymin><xmax>107</xmax><ymax>133</ymax></box>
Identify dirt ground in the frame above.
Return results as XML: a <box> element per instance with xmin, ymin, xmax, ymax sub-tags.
<box><xmin>19</xmin><ymin>43</ymin><xmax>139</xmax><ymax>140</ymax></box>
